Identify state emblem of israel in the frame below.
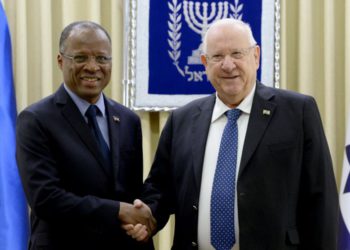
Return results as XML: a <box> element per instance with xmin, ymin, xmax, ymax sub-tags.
<box><xmin>130</xmin><ymin>0</ymin><xmax>273</xmax><ymax>108</ymax></box>
<box><xmin>146</xmin><ymin>0</ymin><xmax>263</xmax><ymax>95</ymax></box>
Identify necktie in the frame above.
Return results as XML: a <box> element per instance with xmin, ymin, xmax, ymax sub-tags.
<box><xmin>211</xmin><ymin>109</ymin><xmax>241</xmax><ymax>250</ymax></box>
<box><xmin>85</xmin><ymin>105</ymin><xmax>111</xmax><ymax>167</ymax></box>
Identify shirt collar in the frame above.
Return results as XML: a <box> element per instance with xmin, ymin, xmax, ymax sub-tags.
<box><xmin>63</xmin><ymin>83</ymin><xmax>106</xmax><ymax>117</ymax></box>
<box><xmin>211</xmin><ymin>83</ymin><xmax>256</xmax><ymax>123</ymax></box>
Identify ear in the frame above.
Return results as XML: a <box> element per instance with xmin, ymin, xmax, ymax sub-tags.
<box><xmin>253</xmin><ymin>45</ymin><xmax>261</xmax><ymax>69</ymax></box>
<box><xmin>200</xmin><ymin>54</ymin><xmax>208</xmax><ymax>67</ymax></box>
<box><xmin>57</xmin><ymin>54</ymin><xmax>63</xmax><ymax>70</ymax></box>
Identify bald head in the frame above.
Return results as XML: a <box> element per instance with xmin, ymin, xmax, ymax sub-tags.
<box><xmin>202</xmin><ymin>18</ymin><xmax>256</xmax><ymax>54</ymax></box>
<box><xmin>199</xmin><ymin>18</ymin><xmax>260</xmax><ymax>108</ymax></box>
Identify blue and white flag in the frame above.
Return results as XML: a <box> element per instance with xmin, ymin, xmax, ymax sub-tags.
<box><xmin>339</xmin><ymin>116</ymin><xmax>350</xmax><ymax>250</ymax></box>
<box><xmin>0</xmin><ymin>3</ymin><xmax>29</xmax><ymax>250</ymax></box>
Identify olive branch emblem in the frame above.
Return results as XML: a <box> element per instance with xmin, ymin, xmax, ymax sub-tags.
<box><xmin>230</xmin><ymin>0</ymin><xmax>243</xmax><ymax>19</ymax></box>
<box><xmin>167</xmin><ymin>0</ymin><xmax>185</xmax><ymax>76</ymax></box>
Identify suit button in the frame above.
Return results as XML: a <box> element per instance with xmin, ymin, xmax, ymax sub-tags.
<box><xmin>193</xmin><ymin>205</ymin><xmax>198</xmax><ymax>210</ymax></box>
<box><xmin>192</xmin><ymin>241</ymin><xmax>197</xmax><ymax>247</ymax></box>
<box><xmin>239</xmin><ymin>192</ymin><xmax>246</xmax><ymax>196</ymax></box>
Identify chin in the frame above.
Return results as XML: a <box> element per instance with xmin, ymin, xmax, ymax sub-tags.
<box><xmin>223</xmin><ymin>85</ymin><xmax>243</xmax><ymax>95</ymax></box>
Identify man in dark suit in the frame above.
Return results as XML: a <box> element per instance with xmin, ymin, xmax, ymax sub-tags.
<box><xmin>131</xmin><ymin>18</ymin><xmax>339</xmax><ymax>249</ymax></box>
<box><xmin>16</xmin><ymin>21</ymin><xmax>155</xmax><ymax>250</ymax></box>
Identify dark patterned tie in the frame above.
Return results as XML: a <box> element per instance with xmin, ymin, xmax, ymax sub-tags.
<box><xmin>85</xmin><ymin>105</ymin><xmax>111</xmax><ymax>167</ymax></box>
<box><xmin>211</xmin><ymin>109</ymin><xmax>241</xmax><ymax>250</ymax></box>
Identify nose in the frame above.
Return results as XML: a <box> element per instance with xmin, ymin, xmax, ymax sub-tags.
<box><xmin>84</xmin><ymin>57</ymin><xmax>100</xmax><ymax>71</ymax></box>
<box><xmin>221</xmin><ymin>55</ymin><xmax>236</xmax><ymax>71</ymax></box>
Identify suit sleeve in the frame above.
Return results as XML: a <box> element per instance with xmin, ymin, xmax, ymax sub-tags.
<box><xmin>298</xmin><ymin>96</ymin><xmax>339</xmax><ymax>249</ymax></box>
<box><xmin>142</xmin><ymin>112</ymin><xmax>175</xmax><ymax>231</ymax></box>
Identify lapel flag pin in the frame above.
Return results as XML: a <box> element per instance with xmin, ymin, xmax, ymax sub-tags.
<box><xmin>113</xmin><ymin>116</ymin><xmax>120</xmax><ymax>122</ymax></box>
<box><xmin>262</xmin><ymin>109</ymin><xmax>271</xmax><ymax>116</ymax></box>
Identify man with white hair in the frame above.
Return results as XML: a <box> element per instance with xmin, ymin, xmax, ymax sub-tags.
<box><xmin>129</xmin><ymin>18</ymin><xmax>338</xmax><ymax>250</ymax></box>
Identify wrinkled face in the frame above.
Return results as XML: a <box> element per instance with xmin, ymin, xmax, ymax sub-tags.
<box><xmin>57</xmin><ymin>28</ymin><xmax>112</xmax><ymax>104</ymax></box>
<box><xmin>201</xmin><ymin>23</ymin><xmax>260</xmax><ymax>107</ymax></box>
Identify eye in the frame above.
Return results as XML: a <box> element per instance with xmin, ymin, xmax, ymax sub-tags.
<box><xmin>96</xmin><ymin>56</ymin><xmax>111</xmax><ymax>64</ymax></box>
<box><xmin>211</xmin><ymin>54</ymin><xmax>224</xmax><ymax>62</ymax></box>
<box><xmin>231</xmin><ymin>51</ymin><xmax>243</xmax><ymax>59</ymax></box>
<box><xmin>73</xmin><ymin>55</ymin><xmax>88</xmax><ymax>63</ymax></box>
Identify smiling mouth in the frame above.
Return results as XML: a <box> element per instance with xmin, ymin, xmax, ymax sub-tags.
<box><xmin>222</xmin><ymin>75</ymin><xmax>239</xmax><ymax>80</ymax></box>
<box><xmin>81</xmin><ymin>76</ymin><xmax>100</xmax><ymax>82</ymax></box>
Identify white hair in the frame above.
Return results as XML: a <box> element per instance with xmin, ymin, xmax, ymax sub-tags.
<box><xmin>201</xmin><ymin>18</ymin><xmax>257</xmax><ymax>54</ymax></box>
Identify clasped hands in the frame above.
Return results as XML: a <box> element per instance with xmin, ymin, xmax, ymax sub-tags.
<box><xmin>119</xmin><ymin>199</ymin><xmax>156</xmax><ymax>242</ymax></box>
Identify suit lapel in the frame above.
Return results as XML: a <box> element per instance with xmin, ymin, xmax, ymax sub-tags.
<box><xmin>55</xmin><ymin>85</ymin><xmax>112</xmax><ymax>176</ymax></box>
<box><xmin>191</xmin><ymin>95</ymin><xmax>216</xmax><ymax>194</ymax></box>
<box><xmin>239</xmin><ymin>83</ymin><xmax>276</xmax><ymax>176</ymax></box>
<box><xmin>104</xmin><ymin>99</ymin><xmax>121</xmax><ymax>190</ymax></box>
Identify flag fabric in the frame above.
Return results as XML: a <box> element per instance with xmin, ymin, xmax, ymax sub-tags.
<box><xmin>339</xmin><ymin>115</ymin><xmax>350</xmax><ymax>250</ymax></box>
<box><xmin>0</xmin><ymin>3</ymin><xmax>29</xmax><ymax>250</ymax></box>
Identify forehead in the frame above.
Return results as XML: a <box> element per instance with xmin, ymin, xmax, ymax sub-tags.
<box><xmin>65</xmin><ymin>28</ymin><xmax>111</xmax><ymax>53</ymax></box>
<box><xmin>206</xmin><ymin>24</ymin><xmax>250</xmax><ymax>52</ymax></box>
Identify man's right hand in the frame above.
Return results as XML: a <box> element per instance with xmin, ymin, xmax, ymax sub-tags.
<box><xmin>119</xmin><ymin>199</ymin><xmax>157</xmax><ymax>241</ymax></box>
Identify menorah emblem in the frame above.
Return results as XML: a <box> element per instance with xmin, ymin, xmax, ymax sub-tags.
<box><xmin>183</xmin><ymin>0</ymin><xmax>243</xmax><ymax>64</ymax></box>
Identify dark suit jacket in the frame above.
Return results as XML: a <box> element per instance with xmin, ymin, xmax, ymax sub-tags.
<box><xmin>143</xmin><ymin>82</ymin><xmax>338</xmax><ymax>250</ymax></box>
<box><xmin>16</xmin><ymin>85</ymin><xmax>154</xmax><ymax>250</ymax></box>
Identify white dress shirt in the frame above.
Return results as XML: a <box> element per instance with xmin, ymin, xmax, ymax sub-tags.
<box><xmin>198</xmin><ymin>84</ymin><xmax>256</xmax><ymax>250</ymax></box>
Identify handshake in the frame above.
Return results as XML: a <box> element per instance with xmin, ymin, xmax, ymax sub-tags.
<box><xmin>118</xmin><ymin>199</ymin><xmax>157</xmax><ymax>242</ymax></box>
